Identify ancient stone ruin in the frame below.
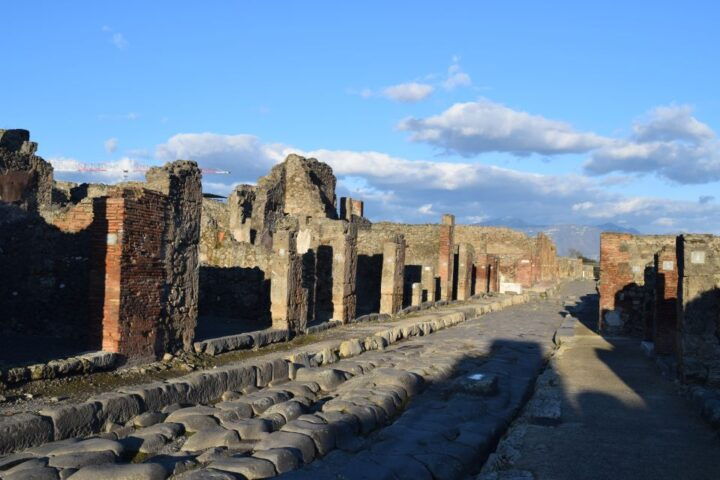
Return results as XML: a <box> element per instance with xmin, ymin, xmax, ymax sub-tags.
<box><xmin>599</xmin><ymin>232</ymin><xmax>720</xmax><ymax>387</ymax></box>
<box><xmin>0</xmin><ymin>128</ymin><xmax>583</xmax><ymax>373</ymax></box>
<box><xmin>3</xmin><ymin>129</ymin><xmax>720</xmax><ymax>479</ymax></box>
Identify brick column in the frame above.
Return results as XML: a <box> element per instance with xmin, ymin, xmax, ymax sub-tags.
<box><xmin>653</xmin><ymin>245</ymin><xmax>678</xmax><ymax>355</ymax></box>
<box><xmin>438</xmin><ymin>214</ymin><xmax>455</xmax><ymax>301</ymax></box>
<box><xmin>95</xmin><ymin>189</ymin><xmax>167</xmax><ymax>361</ymax></box>
<box><xmin>516</xmin><ymin>257</ymin><xmax>533</xmax><ymax>288</ymax></box>
<box><xmin>270</xmin><ymin>230</ymin><xmax>305</xmax><ymax>333</ymax></box>
<box><xmin>421</xmin><ymin>265</ymin><xmax>436</xmax><ymax>302</ymax></box>
<box><xmin>475</xmin><ymin>254</ymin><xmax>488</xmax><ymax>294</ymax></box>
<box><xmin>488</xmin><ymin>255</ymin><xmax>500</xmax><ymax>293</ymax></box>
<box><xmin>456</xmin><ymin>243</ymin><xmax>474</xmax><ymax>301</ymax></box>
<box><xmin>380</xmin><ymin>235</ymin><xmax>406</xmax><ymax>314</ymax></box>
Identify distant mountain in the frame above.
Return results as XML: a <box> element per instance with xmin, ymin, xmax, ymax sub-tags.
<box><xmin>477</xmin><ymin>218</ymin><xmax>643</xmax><ymax>260</ymax></box>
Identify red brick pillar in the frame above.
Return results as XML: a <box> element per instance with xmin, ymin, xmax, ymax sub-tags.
<box><xmin>475</xmin><ymin>254</ymin><xmax>489</xmax><ymax>294</ymax></box>
<box><xmin>438</xmin><ymin>214</ymin><xmax>455</xmax><ymax>301</ymax></box>
<box><xmin>654</xmin><ymin>246</ymin><xmax>678</xmax><ymax>355</ymax></box>
<box><xmin>456</xmin><ymin>243</ymin><xmax>474</xmax><ymax>301</ymax></box>
<box><xmin>98</xmin><ymin>189</ymin><xmax>167</xmax><ymax>360</ymax></box>
<box><xmin>488</xmin><ymin>255</ymin><xmax>500</xmax><ymax>293</ymax></box>
<box><xmin>516</xmin><ymin>257</ymin><xmax>533</xmax><ymax>288</ymax></box>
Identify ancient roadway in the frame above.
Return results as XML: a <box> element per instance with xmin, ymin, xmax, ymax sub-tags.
<box><xmin>2</xmin><ymin>280</ymin><xmax>717</xmax><ymax>480</ymax></box>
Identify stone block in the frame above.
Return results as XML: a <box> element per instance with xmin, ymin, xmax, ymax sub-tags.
<box><xmin>39</xmin><ymin>403</ymin><xmax>101</xmax><ymax>440</ymax></box>
<box><xmin>0</xmin><ymin>413</ymin><xmax>54</xmax><ymax>455</ymax></box>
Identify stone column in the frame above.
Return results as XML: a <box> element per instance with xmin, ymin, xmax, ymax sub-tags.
<box><xmin>421</xmin><ymin>265</ymin><xmax>436</xmax><ymax>302</ymax></box>
<box><xmin>145</xmin><ymin>161</ymin><xmax>203</xmax><ymax>353</ymax></box>
<box><xmin>380</xmin><ymin>235</ymin><xmax>406</xmax><ymax>315</ymax></box>
<box><xmin>653</xmin><ymin>245</ymin><xmax>678</xmax><ymax>355</ymax></box>
<box><xmin>411</xmin><ymin>282</ymin><xmax>422</xmax><ymax>306</ymax></box>
<box><xmin>438</xmin><ymin>214</ymin><xmax>455</xmax><ymax>301</ymax></box>
<box><xmin>313</xmin><ymin>220</ymin><xmax>358</xmax><ymax>323</ymax></box>
<box><xmin>456</xmin><ymin>243</ymin><xmax>474</xmax><ymax>301</ymax></box>
<box><xmin>677</xmin><ymin>234</ymin><xmax>720</xmax><ymax>384</ymax></box>
<box><xmin>270</xmin><ymin>230</ymin><xmax>305</xmax><ymax>333</ymax></box>
<box><xmin>340</xmin><ymin>197</ymin><xmax>364</xmax><ymax>221</ymax></box>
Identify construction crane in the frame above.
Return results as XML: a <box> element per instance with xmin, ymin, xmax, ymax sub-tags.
<box><xmin>53</xmin><ymin>162</ymin><xmax>230</xmax><ymax>179</ymax></box>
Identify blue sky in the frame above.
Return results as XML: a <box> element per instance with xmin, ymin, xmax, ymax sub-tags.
<box><xmin>4</xmin><ymin>1</ymin><xmax>720</xmax><ymax>232</ymax></box>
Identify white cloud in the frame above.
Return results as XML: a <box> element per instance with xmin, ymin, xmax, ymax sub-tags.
<box><xmin>585</xmin><ymin>105</ymin><xmax>720</xmax><ymax>184</ymax></box>
<box><xmin>418</xmin><ymin>203</ymin><xmax>436</xmax><ymax>215</ymax></box>
<box><xmin>111</xmin><ymin>33</ymin><xmax>128</xmax><ymax>49</ymax></box>
<box><xmin>102</xmin><ymin>26</ymin><xmax>128</xmax><ymax>50</ymax></box>
<box><xmin>48</xmin><ymin>129</ymin><xmax>720</xmax><ymax>234</ymax></box>
<box><xmin>104</xmin><ymin>137</ymin><xmax>118</xmax><ymax>154</ymax></box>
<box><xmin>382</xmin><ymin>82</ymin><xmax>434</xmax><ymax>103</ymax></box>
<box><xmin>443</xmin><ymin>59</ymin><xmax>472</xmax><ymax>90</ymax></box>
<box><xmin>399</xmin><ymin>99</ymin><xmax>609</xmax><ymax>156</ymax></box>
<box><xmin>49</xmin><ymin>156</ymin><xmax>146</xmax><ymax>183</ymax></box>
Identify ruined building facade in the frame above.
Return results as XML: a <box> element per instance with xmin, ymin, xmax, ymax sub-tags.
<box><xmin>1</xmin><ymin>129</ymin><xmax>580</xmax><ymax>370</ymax></box>
<box><xmin>599</xmin><ymin>232</ymin><xmax>720</xmax><ymax>389</ymax></box>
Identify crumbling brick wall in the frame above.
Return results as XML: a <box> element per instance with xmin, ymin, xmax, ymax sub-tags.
<box><xmin>599</xmin><ymin>232</ymin><xmax>676</xmax><ymax>335</ymax></box>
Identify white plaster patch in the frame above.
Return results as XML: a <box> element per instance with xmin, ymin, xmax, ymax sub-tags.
<box><xmin>691</xmin><ymin>251</ymin><xmax>706</xmax><ymax>264</ymax></box>
<box><xmin>500</xmin><ymin>282</ymin><xmax>523</xmax><ymax>294</ymax></box>
<box><xmin>662</xmin><ymin>260</ymin><xmax>674</xmax><ymax>271</ymax></box>
<box><xmin>107</xmin><ymin>233</ymin><xmax>117</xmax><ymax>245</ymax></box>
<box><xmin>632</xmin><ymin>265</ymin><xmax>642</xmax><ymax>274</ymax></box>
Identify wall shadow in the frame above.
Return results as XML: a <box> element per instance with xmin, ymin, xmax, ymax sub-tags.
<box><xmin>314</xmin><ymin>245</ymin><xmax>334</xmax><ymax>323</ymax></box>
<box><xmin>0</xmin><ymin>202</ymin><xmax>103</xmax><ymax>367</ymax></box>
<box><xmin>356</xmin><ymin>253</ymin><xmax>382</xmax><ymax>316</ymax></box>
<box><xmin>196</xmin><ymin>265</ymin><xmax>271</xmax><ymax>340</ymax></box>
<box><xmin>403</xmin><ymin>264</ymin><xmax>422</xmax><ymax>308</ymax></box>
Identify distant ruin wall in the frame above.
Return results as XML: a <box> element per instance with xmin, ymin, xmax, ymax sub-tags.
<box><xmin>599</xmin><ymin>232</ymin><xmax>676</xmax><ymax>336</ymax></box>
<box><xmin>357</xmin><ymin>222</ymin><xmax>535</xmax><ymax>272</ymax></box>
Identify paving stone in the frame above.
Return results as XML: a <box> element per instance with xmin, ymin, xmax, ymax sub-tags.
<box><xmin>281</xmin><ymin>419</ymin><xmax>336</xmax><ymax>455</ymax></box>
<box><xmin>47</xmin><ymin>451</ymin><xmax>117</xmax><ymax>469</ymax></box>
<box><xmin>65</xmin><ymin>463</ymin><xmax>168</xmax><ymax>480</ymax></box>
<box><xmin>172</xmin><ymin>468</ymin><xmax>238</xmax><ymax>480</ymax></box>
<box><xmin>88</xmin><ymin>393</ymin><xmax>143</xmax><ymax>427</ymax></box>
<box><xmin>181</xmin><ymin>428</ymin><xmax>241</xmax><ymax>452</ymax></box>
<box><xmin>339</xmin><ymin>339</ymin><xmax>364</xmax><ymax>358</ymax></box>
<box><xmin>255</xmin><ymin>431</ymin><xmax>316</xmax><ymax>464</ymax></box>
<box><xmin>220</xmin><ymin>418</ymin><xmax>272</xmax><ymax>440</ymax></box>
<box><xmin>165</xmin><ymin>406</ymin><xmax>219</xmax><ymax>422</ymax></box>
<box><xmin>294</xmin><ymin>367</ymin><xmax>347</xmax><ymax>391</ymax></box>
<box><xmin>253</xmin><ymin>448</ymin><xmax>301</xmax><ymax>474</ymax></box>
<box><xmin>264</xmin><ymin>401</ymin><xmax>305</xmax><ymax>423</ymax></box>
<box><xmin>213</xmin><ymin>401</ymin><xmax>254</xmax><ymax>419</ymax></box>
<box><xmin>132</xmin><ymin>412</ymin><xmax>168</xmax><ymax>428</ymax></box>
<box><xmin>173</xmin><ymin>415</ymin><xmax>220</xmax><ymax>433</ymax></box>
<box><xmin>413</xmin><ymin>452</ymin><xmax>466</xmax><ymax>480</ymax></box>
<box><xmin>119</xmin><ymin>383</ymin><xmax>185</xmax><ymax>413</ymax></box>
<box><xmin>47</xmin><ymin>438</ymin><xmax>125</xmax><ymax>457</ymax></box>
<box><xmin>0</xmin><ymin>413</ymin><xmax>54</xmax><ymax>455</ymax></box>
<box><xmin>4</xmin><ymin>458</ymin><xmax>48</xmax><ymax>474</ymax></box>
<box><xmin>4</xmin><ymin>466</ymin><xmax>60</xmax><ymax>480</ymax></box>
<box><xmin>210</xmin><ymin>456</ymin><xmax>276</xmax><ymax>479</ymax></box>
<box><xmin>0</xmin><ymin>452</ymin><xmax>38</xmax><ymax>471</ymax></box>
<box><xmin>149</xmin><ymin>453</ymin><xmax>198</xmax><ymax>476</ymax></box>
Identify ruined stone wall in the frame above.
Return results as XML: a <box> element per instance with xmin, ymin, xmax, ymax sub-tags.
<box><xmin>533</xmin><ymin>233</ymin><xmax>558</xmax><ymax>283</ymax></box>
<box><xmin>599</xmin><ymin>232</ymin><xmax>676</xmax><ymax>336</ymax></box>
<box><xmin>557</xmin><ymin>257</ymin><xmax>584</xmax><ymax>280</ymax></box>
<box><xmin>0</xmin><ymin>129</ymin><xmax>53</xmax><ymax>213</ymax></box>
<box><xmin>145</xmin><ymin>161</ymin><xmax>203</xmax><ymax>353</ymax></box>
<box><xmin>677</xmin><ymin>234</ymin><xmax>720</xmax><ymax>386</ymax></box>
<box><xmin>357</xmin><ymin>223</ymin><xmax>534</xmax><ymax>273</ymax></box>
<box><xmin>654</xmin><ymin>245</ymin><xmax>678</xmax><ymax>355</ymax></box>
